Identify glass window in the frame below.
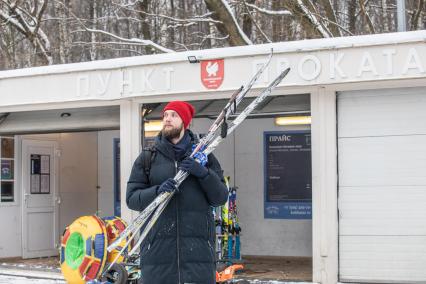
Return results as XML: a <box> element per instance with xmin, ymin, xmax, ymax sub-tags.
<box><xmin>1</xmin><ymin>160</ymin><xmax>13</xmax><ymax>179</ymax></box>
<box><xmin>1</xmin><ymin>181</ymin><xmax>14</xmax><ymax>202</ymax></box>
<box><xmin>1</xmin><ymin>138</ymin><xmax>14</xmax><ymax>158</ymax></box>
<box><xmin>0</xmin><ymin>137</ymin><xmax>15</xmax><ymax>203</ymax></box>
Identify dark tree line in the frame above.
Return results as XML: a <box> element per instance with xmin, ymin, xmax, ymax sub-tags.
<box><xmin>0</xmin><ymin>0</ymin><xmax>425</xmax><ymax>70</ymax></box>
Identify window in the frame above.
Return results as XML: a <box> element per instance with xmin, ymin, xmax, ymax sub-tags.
<box><xmin>1</xmin><ymin>136</ymin><xmax>15</xmax><ymax>203</ymax></box>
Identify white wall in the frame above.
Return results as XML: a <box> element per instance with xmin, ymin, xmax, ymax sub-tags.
<box><xmin>0</xmin><ymin>206</ymin><xmax>21</xmax><ymax>258</ymax></box>
<box><xmin>97</xmin><ymin>130</ymin><xmax>120</xmax><ymax>217</ymax></box>
<box><xmin>0</xmin><ymin>137</ymin><xmax>20</xmax><ymax>258</ymax></box>
<box><xmin>0</xmin><ymin>132</ymin><xmax>99</xmax><ymax>258</ymax></box>
<box><xmin>192</xmin><ymin>117</ymin><xmax>312</xmax><ymax>257</ymax></box>
<box><xmin>58</xmin><ymin>132</ymin><xmax>98</xmax><ymax>233</ymax></box>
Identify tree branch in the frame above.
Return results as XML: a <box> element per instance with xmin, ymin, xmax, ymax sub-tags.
<box><xmin>244</xmin><ymin>2</ymin><xmax>292</xmax><ymax>16</ymax></box>
<box><xmin>204</xmin><ymin>0</ymin><xmax>252</xmax><ymax>46</ymax></box>
<box><xmin>359</xmin><ymin>0</ymin><xmax>375</xmax><ymax>33</ymax></box>
<box><xmin>80</xmin><ymin>27</ymin><xmax>175</xmax><ymax>53</ymax></box>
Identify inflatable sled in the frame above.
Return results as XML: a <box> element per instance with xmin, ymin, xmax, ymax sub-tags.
<box><xmin>61</xmin><ymin>216</ymin><xmax>131</xmax><ymax>284</ymax></box>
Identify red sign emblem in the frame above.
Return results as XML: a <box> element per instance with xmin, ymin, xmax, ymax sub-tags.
<box><xmin>201</xmin><ymin>59</ymin><xmax>224</xmax><ymax>89</ymax></box>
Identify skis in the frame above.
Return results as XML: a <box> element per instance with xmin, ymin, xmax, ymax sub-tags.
<box><xmin>217</xmin><ymin>176</ymin><xmax>241</xmax><ymax>263</ymax></box>
<box><xmin>103</xmin><ymin>52</ymin><xmax>291</xmax><ymax>276</ymax></box>
<box><xmin>191</xmin><ymin>50</ymin><xmax>273</xmax><ymax>155</ymax></box>
<box><xmin>204</xmin><ymin>67</ymin><xmax>290</xmax><ymax>155</ymax></box>
<box><xmin>108</xmin><ymin>50</ymin><xmax>274</xmax><ymax>254</ymax></box>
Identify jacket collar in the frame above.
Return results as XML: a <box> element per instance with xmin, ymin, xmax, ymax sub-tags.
<box><xmin>154</xmin><ymin>129</ymin><xmax>198</xmax><ymax>161</ymax></box>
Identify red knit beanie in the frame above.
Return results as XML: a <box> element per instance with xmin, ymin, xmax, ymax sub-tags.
<box><xmin>163</xmin><ymin>101</ymin><xmax>195</xmax><ymax>129</ymax></box>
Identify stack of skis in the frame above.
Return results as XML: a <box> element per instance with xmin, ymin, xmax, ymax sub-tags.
<box><xmin>214</xmin><ymin>176</ymin><xmax>242</xmax><ymax>264</ymax></box>
<box><xmin>61</xmin><ymin>50</ymin><xmax>290</xmax><ymax>284</ymax></box>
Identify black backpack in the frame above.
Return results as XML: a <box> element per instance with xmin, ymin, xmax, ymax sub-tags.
<box><xmin>142</xmin><ymin>146</ymin><xmax>156</xmax><ymax>181</ymax></box>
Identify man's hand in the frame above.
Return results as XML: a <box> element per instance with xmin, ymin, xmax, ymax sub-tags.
<box><xmin>156</xmin><ymin>178</ymin><xmax>177</xmax><ymax>195</ymax></box>
<box><xmin>179</xmin><ymin>156</ymin><xmax>208</xmax><ymax>178</ymax></box>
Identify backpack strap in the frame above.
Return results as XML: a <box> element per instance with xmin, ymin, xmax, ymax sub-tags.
<box><xmin>142</xmin><ymin>146</ymin><xmax>156</xmax><ymax>181</ymax></box>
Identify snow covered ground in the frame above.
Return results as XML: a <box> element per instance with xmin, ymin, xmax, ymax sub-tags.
<box><xmin>0</xmin><ymin>274</ymin><xmax>321</xmax><ymax>284</ymax></box>
<box><xmin>0</xmin><ymin>274</ymin><xmax>65</xmax><ymax>283</ymax></box>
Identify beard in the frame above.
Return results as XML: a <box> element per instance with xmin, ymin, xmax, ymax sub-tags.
<box><xmin>161</xmin><ymin>123</ymin><xmax>183</xmax><ymax>140</ymax></box>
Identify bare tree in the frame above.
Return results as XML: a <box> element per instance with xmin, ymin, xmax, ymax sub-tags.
<box><xmin>410</xmin><ymin>0</ymin><xmax>425</xmax><ymax>30</ymax></box>
<box><xmin>203</xmin><ymin>0</ymin><xmax>252</xmax><ymax>45</ymax></box>
<box><xmin>0</xmin><ymin>0</ymin><xmax>52</xmax><ymax>64</ymax></box>
<box><xmin>1</xmin><ymin>0</ymin><xmax>425</xmax><ymax>71</ymax></box>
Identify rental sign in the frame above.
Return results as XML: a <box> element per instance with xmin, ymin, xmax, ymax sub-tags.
<box><xmin>0</xmin><ymin>40</ymin><xmax>425</xmax><ymax>106</ymax></box>
<box><xmin>74</xmin><ymin>44</ymin><xmax>426</xmax><ymax>98</ymax></box>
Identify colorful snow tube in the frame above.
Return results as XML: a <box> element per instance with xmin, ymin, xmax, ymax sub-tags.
<box><xmin>60</xmin><ymin>215</ymin><xmax>108</xmax><ymax>284</ymax></box>
<box><xmin>102</xmin><ymin>216</ymin><xmax>131</xmax><ymax>264</ymax></box>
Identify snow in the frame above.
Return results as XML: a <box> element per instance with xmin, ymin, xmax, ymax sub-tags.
<box><xmin>84</xmin><ymin>28</ymin><xmax>175</xmax><ymax>53</ymax></box>
<box><xmin>220</xmin><ymin>0</ymin><xmax>253</xmax><ymax>45</ymax></box>
<box><xmin>0</xmin><ymin>275</ymin><xmax>65</xmax><ymax>283</ymax></box>
<box><xmin>245</xmin><ymin>3</ymin><xmax>292</xmax><ymax>16</ymax></box>
<box><xmin>0</xmin><ymin>30</ymin><xmax>425</xmax><ymax>80</ymax></box>
<box><xmin>296</xmin><ymin>0</ymin><xmax>331</xmax><ymax>38</ymax></box>
<box><xmin>0</xmin><ymin>267</ymin><xmax>64</xmax><ymax>281</ymax></box>
<box><xmin>234</xmin><ymin>281</ymin><xmax>317</xmax><ymax>284</ymax></box>
<box><xmin>0</xmin><ymin>273</ymin><xmax>322</xmax><ymax>284</ymax></box>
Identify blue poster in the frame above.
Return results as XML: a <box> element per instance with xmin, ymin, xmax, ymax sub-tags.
<box><xmin>113</xmin><ymin>138</ymin><xmax>121</xmax><ymax>217</ymax></box>
<box><xmin>264</xmin><ymin>131</ymin><xmax>312</xmax><ymax>219</ymax></box>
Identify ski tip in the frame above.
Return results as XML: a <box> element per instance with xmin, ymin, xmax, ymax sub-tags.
<box><xmin>282</xmin><ymin>67</ymin><xmax>291</xmax><ymax>75</ymax></box>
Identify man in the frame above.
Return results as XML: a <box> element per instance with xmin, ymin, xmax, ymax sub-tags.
<box><xmin>126</xmin><ymin>101</ymin><xmax>229</xmax><ymax>284</ymax></box>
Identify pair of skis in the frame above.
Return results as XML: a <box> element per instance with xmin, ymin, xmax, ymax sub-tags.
<box><xmin>217</xmin><ymin>176</ymin><xmax>241</xmax><ymax>262</ymax></box>
<box><xmin>103</xmin><ymin>50</ymin><xmax>290</xmax><ymax>276</ymax></box>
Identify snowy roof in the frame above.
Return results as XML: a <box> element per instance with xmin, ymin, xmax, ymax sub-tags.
<box><xmin>0</xmin><ymin>30</ymin><xmax>425</xmax><ymax>80</ymax></box>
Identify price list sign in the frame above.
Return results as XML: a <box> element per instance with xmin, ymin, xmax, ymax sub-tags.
<box><xmin>264</xmin><ymin>131</ymin><xmax>312</xmax><ymax>219</ymax></box>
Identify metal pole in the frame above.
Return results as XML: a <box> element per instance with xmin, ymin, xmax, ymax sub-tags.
<box><xmin>397</xmin><ymin>0</ymin><xmax>406</xmax><ymax>32</ymax></box>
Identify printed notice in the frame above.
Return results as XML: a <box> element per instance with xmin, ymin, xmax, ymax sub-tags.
<box><xmin>264</xmin><ymin>131</ymin><xmax>312</xmax><ymax>219</ymax></box>
<box><xmin>31</xmin><ymin>175</ymin><xmax>40</xmax><ymax>194</ymax></box>
<box><xmin>40</xmin><ymin>175</ymin><xmax>50</xmax><ymax>193</ymax></box>
<box><xmin>41</xmin><ymin>155</ymin><xmax>50</xmax><ymax>174</ymax></box>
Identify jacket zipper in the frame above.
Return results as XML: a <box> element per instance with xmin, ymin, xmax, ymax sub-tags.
<box><xmin>175</xmin><ymin>160</ymin><xmax>182</xmax><ymax>284</ymax></box>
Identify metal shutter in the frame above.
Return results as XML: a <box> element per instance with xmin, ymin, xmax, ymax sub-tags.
<box><xmin>338</xmin><ymin>87</ymin><xmax>426</xmax><ymax>283</ymax></box>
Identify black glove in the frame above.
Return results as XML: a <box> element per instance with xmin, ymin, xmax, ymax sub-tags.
<box><xmin>156</xmin><ymin>178</ymin><xmax>177</xmax><ymax>195</ymax></box>
<box><xmin>179</xmin><ymin>157</ymin><xmax>208</xmax><ymax>179</ymax></box>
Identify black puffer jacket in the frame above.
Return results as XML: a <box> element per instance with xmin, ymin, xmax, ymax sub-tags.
<box><xmin>126</xmin><ymin>130</ymin><xmax>228</xmax><ymax>284</ymax></box>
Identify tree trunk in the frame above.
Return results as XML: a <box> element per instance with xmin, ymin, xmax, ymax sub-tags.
<box><xmin>410</xmin><ymin>0</ymin><xmax>424</xmax><ymax>30</ymax></box>
<box><xmin>243</xmin><ymin>0</ymin><xmax>255</xmax><ymax>40</ymax></box>
<box><xmin>282</xmin><ymin>0</ymin><xmax>331</xmax><ymax>38</ymax></box>
<box><xmin>137</xmin><ymin>0</ymin><xmax>153</xmax><ymax>54</ymax></box>
<box><xmin>320</xmin><ymin>0</ymin><xmax>341</xmax><ymax>36</ymax></box>
<box><xmin>204</xmin><ymin>0</ymin><xmax>251</xmax><ymax>45</ymax></box>
<box><xmin>272</xmin><ymin>0</ymin><xmax>282</xmax><ymax>41</ymax></box>
<box><xmin>347</xmin><ymin>0</ymin><xmax>357</xmax><ymax>34</ymax></box>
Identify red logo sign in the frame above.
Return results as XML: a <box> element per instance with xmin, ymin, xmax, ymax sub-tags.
<box><xmin>201</xmin><ymin>59</ymin><xmax>224</xmax><ymax>89</ymax></box>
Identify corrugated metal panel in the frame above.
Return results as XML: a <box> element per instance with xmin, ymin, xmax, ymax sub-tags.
<box><xmin>338</xmin><ymin>88</ymin><xmax>426</xmax><ymax>137</ymax></box>
<box><xmin>339</xmin><ymin>136</ymin><xmax>426</xmax><ymax>187</ymax></box>
<box><xmin>338</xmin><ymin>87</ymin><xmax>426</xmax><ymax>283</ymax></box>
<box><xmin>340</xmin><ymin>236</ymin><xmax>426</xmax><ymax>283</ymax></box>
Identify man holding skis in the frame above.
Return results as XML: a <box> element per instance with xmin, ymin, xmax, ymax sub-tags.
<box><xmin>127</xmin><ymin>100</ymin><xmax>228</xmax><ymax>284</ymax></box>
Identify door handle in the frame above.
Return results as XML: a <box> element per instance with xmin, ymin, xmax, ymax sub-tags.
<box><xmin>24</xmin><ymin>193</ymin><xmax>30</xmax><ymax>202</ymax></box>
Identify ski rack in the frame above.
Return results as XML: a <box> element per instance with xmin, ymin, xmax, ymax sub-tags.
<box><xmin>102</xmin><ymin>51</ymin><xmax>291</xmax><ymax>277</ymax></box>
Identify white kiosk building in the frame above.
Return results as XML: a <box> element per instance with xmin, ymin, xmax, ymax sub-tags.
<box><xmin>0</xmin><ymin>30</ymin><xmax>425</xmax><ymax>284</ymax></box>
